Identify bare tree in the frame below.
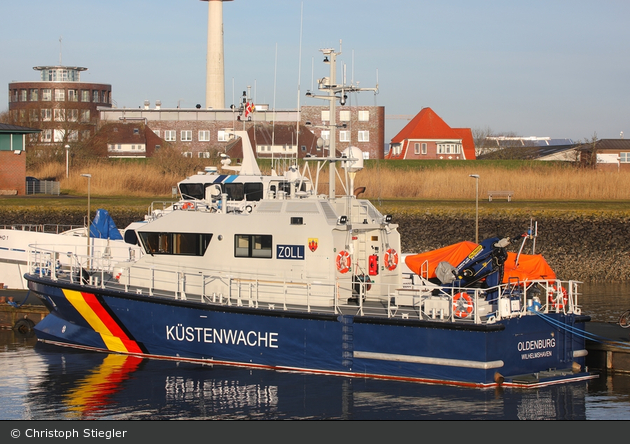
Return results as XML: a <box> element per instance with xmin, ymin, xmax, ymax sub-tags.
<box><xmin>472</xmin><ymin>126</ymin><xmax>494</xmax><ymax>157</ymax></box>
<box><xmin>577</xmin><ymin>132</ymin><xmax>599</xmax><ymax>169</ymax></box>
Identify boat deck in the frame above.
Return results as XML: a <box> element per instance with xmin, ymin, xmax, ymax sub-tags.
<box><xmin>29</xmin><ymin>269</ymin><xmax>526</xmax><ymax>327</ymax></box>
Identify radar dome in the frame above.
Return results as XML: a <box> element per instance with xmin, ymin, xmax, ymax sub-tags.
<box><xmin>341</xmin><ymin>146</ymin><xmax>364</xmax><ymax>173</ymax></box>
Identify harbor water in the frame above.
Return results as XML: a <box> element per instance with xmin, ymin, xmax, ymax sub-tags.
<box><xmin>0</xmin><ymin>282</ymin><xmax>629</xmax><ymax>420</ymax></box>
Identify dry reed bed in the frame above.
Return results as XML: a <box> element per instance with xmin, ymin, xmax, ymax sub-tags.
<box><xmin>30</xmin><ymin>162</ymin><xmax>184</xmax><ymax>197</ymax></box>
<box><xmin>28</xmin><ymin>161</ymin><xmax>630</xmax><ymax>201</ymax></box>
<box><xmin>353</xmin><ymin>166</ymin><xmax>630</xmax><ymax>201</ymax></box>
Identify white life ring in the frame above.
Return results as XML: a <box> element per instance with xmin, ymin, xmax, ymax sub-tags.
<box><xmin>548</xmin><ymin>285</ymin><xmax>568</xmax><ymax>310</ymax></box>
<box><xmin>453</xmin><ymin>292</ymin><xmax>474</xmax><ymax>318</ymax></box>
<box><xmin>336</xmin><ymin>250</ymin><xmax>351</xmax><ymax>274</ymax></box>
<box><xmin>384</xmin><ymin>248</ymin><xmax>398</xmax><ymax>271</ymax></box>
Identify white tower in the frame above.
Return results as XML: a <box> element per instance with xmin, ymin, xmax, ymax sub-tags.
<box><xmin>201</xmin><ymin>0</ymin><xmax>232</xmax><ymax>109</ymax></box>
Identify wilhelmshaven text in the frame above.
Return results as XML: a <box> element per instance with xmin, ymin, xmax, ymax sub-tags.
<box><xmin>518</xmin><ymin>338</ymin><xmax>555</xmax><ymax>360</ymax></box>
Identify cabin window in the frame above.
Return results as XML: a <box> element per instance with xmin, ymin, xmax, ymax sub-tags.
<box><xmin>224</xmin><ymin>183</ymin><xmax>244</xmax><ymax>201</ymax></box>
<box><xmin>620</xmin><ymin>152</ymin><xmax>630</xmax><ymax>163</ymax></box>
<box><xmin>270</xmin><ymin>181</ymin><xmax>291</xmax><ymax>197</ymax></box>
<box><xmin>245</xmin><ymin>183</ymin><xmax>263</xmax><ymax>201</ymax></box>
<box><xmin>234</xmin><ymin>234</ymin><xmax>272</xmax><ymax>258</ymax></box>
<box><xmin>179</xmin><ymin>183</ymin><xmax>205</xmax><ymax>200</ymax></box>
<box><xmin>138</xmin><ymin>232</ymin><xmax>212</xmax><ymax>256</ymax></box>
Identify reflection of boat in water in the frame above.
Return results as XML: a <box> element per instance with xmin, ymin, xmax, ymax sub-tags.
<box><xmin>0</xmin><ymin>209</ymin><xmax>142</xmax><ymax>290</ymax></box>
<box><xmin>26</xmin><ymin>45</ymin><xmax>595</xmax><ymax>389</ymax></box>
<box><xmin>62</xmin><ymin>353</ymin><xmax>143</xmax><ymax>419</ymax></box>
<box><xmin>29</xmin><ymin>344</ymin><xmax>587</xmax><ymax>420</ymax></box>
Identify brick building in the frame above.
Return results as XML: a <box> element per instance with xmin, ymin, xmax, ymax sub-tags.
<box><xmin>299</xmin><ymin>105</ymin><xmax>385</xmax><ymax>160</ymax></box>
<box><xmin>88</xmin><ymin>122</ymin><xmax>163</xmax><ymax>159</ymax></box>
<box><xmin>0</xmin><ymin>123</ymin><xmax>40</xmax><ymax>195</ymax></box>
<box><xmin>222</xmin><ymin>123</ymin><xmax>321</xmax><ymax>160</ymax></box>
<box><xmin>386</xmin><ymin>107</ymin><xmax>475</xmax><ymax>160</ymax></box>
<box><xmin>7</xmin><ymin>66</ymin><xmax>112</xmax><ymax>149</ymax></box>
<box><xmin>99</xmin><ymin>103</ymin><xmax>385</xmax><ymax>160</ymax></box>
<box><xmin>577</xmin><ymin>139</ymin><xmax>630</xmax><ymax>171</ymax></box>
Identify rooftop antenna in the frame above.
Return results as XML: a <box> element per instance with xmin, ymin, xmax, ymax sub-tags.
<box><xmin>296</xmin><ymin>2</ymin><xmax>304</xmax><ymax>160</ymax></box>
<box><xmin>59</xmin><ymin>36</ymin><xmax>63</xmax><ymax>65</ymax></box>
<box><xmin>272</xmin><ymin>42</ymin><xmax>278</xmax><ymax>148</ymax></box>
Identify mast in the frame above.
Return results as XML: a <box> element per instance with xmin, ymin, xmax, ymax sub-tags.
<box><xmin>306</xmin><ymin>42</ymin><xmax>378</xmax><ymax>198</ymax></box>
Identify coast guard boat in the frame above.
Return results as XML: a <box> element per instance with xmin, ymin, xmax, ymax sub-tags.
<box><xmin>24</xmin><ymin>47</ymin><xmax>594</xmax><ymax>388</ymax></box>
<box><xmin>0</xmin><ymin>209</ymin><xmax>142</xmax><ymax>290</ymax></box>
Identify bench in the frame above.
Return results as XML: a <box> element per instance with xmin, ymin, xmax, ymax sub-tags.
<box><xmin>487</xmin><ymin>191</ymin><xmax>513</xmax><ymax>202</ymax></box>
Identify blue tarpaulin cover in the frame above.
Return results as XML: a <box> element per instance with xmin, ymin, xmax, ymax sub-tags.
<box><xmin>89</xmin><ymin>209</ymin><xmax>123</xmax><ymax>240</ymax></box>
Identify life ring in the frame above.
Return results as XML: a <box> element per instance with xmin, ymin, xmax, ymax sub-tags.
<box><xmin>548</xmin><ymin>285</ymin><xmax>568</xmax><ymax>310</ymax></box>
<box><xmin>384</xmin><ymin>248</ymin><xmax>398</xmax><ymax>271</ymax></box>
<box><xmin>336</xmin><ymin>250</ymin><xmax>351</xmax><ymax>274</ymax></box>
<box><xmin>453</xmin><ymin>292</ymin><xmax>474</xmax><ymax>319</ymax></box>
<box><xmin>181</xmin><ymin>202</ymin><xmax>194</xmax><ymax>210</ymax></box>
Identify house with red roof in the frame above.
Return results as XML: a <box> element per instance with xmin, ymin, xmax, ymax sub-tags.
<box><xmin>386</xmin><ymin>108</ymin><xmax>476</xmax><ymax>160</ymax></box>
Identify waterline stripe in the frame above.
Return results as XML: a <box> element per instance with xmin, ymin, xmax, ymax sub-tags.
<box><xmin>354</xmin><ymin>350</ymin><xmax>504</xmax><ymax>370</ymax></box>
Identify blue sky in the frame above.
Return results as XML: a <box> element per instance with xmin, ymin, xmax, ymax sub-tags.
<box><xmin>3</xmin><ymin>0</ymin><xmax>629</xmax><ymax>142</ymax></box>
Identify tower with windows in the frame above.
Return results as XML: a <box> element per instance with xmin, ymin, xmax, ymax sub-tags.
<box><xmin>7</xmin><ymin>65</ymin><xmax>112</xmax><ymax>148</ymax></box>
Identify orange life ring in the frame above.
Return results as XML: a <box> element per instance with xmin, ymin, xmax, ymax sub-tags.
<box><xmin>548</xmin><ymin>285</ymin><xmax>568</xmax><ymax>310</ymax></box>
<box><xmin>453</xmin><ymin>292</ymin><xmax>474</xmax><ymax>318</ymax></box>
<box><xmin>181</xmin><ymin>201</ymin><xmax>194</xmax><ymax>210</ymax></box>
<box><xmin>383</xmin><ymin>248</ymin><xmax>398</xmax><ymax>271</ymax></box>
<box><xmin>336</xmin><ymin>250</ymin><xmax>351</xmax><ymax>274</ymax></box>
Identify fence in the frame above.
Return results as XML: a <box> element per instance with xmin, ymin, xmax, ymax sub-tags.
<box><xmin>26</xmin><ymin>180</ymin><xmax>60</xmax><ymax>195</ymax></box>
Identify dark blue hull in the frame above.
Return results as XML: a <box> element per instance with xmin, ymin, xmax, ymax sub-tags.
<box><xmin>28</xmin><ymin>275</ymin><xmax>595</xmax><ymax>388</ymax></box>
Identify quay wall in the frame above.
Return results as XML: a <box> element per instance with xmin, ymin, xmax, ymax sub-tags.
<box><xmin>1</xmin><ymin>207</ymin><xmax>629</xmax><ymax>282</ymax></box>
<box><xmin>395</xmin><ymin>212</ymin><xmax>630</xmax><ymax>283</ymax></box>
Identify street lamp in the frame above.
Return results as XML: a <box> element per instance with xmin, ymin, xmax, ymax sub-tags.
<box><xmin>469</xmin><ymin>174</ymin><xmax>480</xmax><ymax>244</ymax></box>
<box><xmin>81</xmin><ymin>174</ymin><xmax>91</xmax><ymax>267</ymax></box>
<box><xmin>65</xmin><ymin>145</ymin><xmax>70</xmax><ymax>178</ymax></box>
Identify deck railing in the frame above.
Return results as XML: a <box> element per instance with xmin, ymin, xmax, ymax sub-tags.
<box><xmin>1</xmin><ymin>224</ymin><xmax>83</xmax><ymax>234</ymax></box>
<box><xmin>26</xmin><ymin>244</ymin><xmax>582</xmax><ymax>324</ymax></box>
